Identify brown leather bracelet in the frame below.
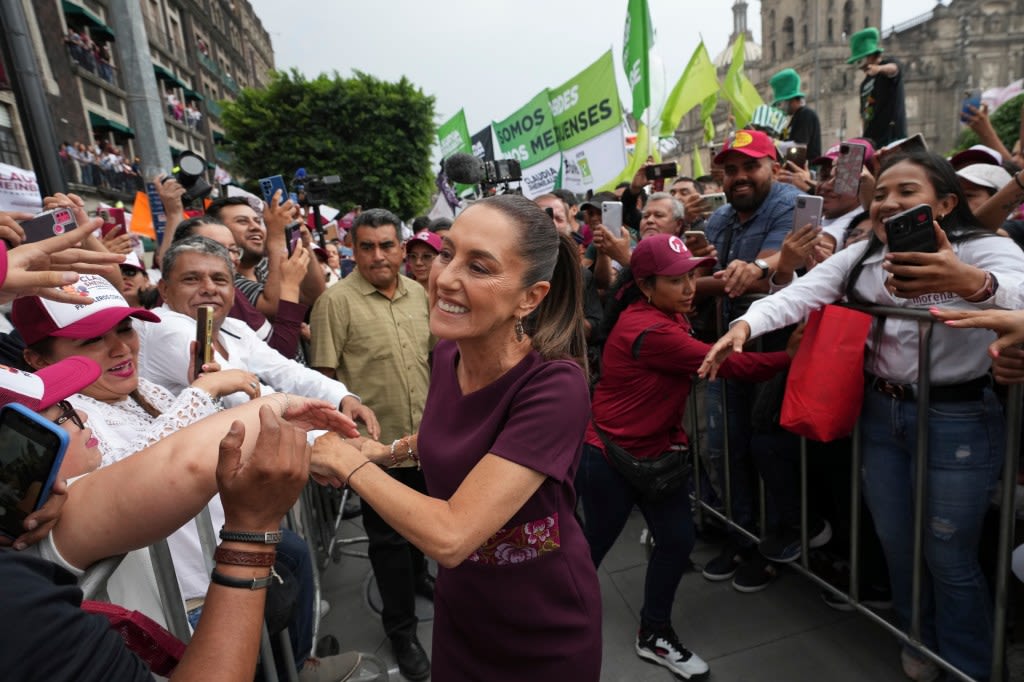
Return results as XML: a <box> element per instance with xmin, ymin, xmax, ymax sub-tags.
<box><xmin>214</xmin><ymin>546</ymin><xmax>277</xmax><ymax>567</ymax></box>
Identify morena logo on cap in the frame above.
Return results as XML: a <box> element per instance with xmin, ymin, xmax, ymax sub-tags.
<box><xmin>668</xmin><ymin>236</ymin><xmax>684</xmax><ymax>253</ymax></box>
<box><xmin>733</xmin><ymin>131</ymin><xmax>754</xmax><ymax>148</ymax></box>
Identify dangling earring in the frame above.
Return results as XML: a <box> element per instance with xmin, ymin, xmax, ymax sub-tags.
<box><xmin>514</xmin><ymin>316</ymin><xmax>525</xmax><ymax>342</ymax></box>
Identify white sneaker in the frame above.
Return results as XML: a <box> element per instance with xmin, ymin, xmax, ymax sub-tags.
<box><xmin>635</xmin><ymin>627</ymin><xmax>710</xmax><ymax>679</ymax></box>
<box><xmin>319</xmin><ymin>599</ymin><xmax>331</xmax><ymax>620</ymax></box>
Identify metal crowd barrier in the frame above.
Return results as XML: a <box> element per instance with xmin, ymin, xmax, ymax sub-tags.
<box><xmin>696</xmin><ymin>300</ymin><xmax>1022</xmax><ymax>682</ymax></box>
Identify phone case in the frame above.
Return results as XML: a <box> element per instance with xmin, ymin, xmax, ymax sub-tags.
<box><xmin>194</xmin><ymin>305</ymin><xmax>214</xmax><ymax>374</ymax></box>
<box><xmin>259</xmin><ymin>175</ymin><xmax>288</xmax><ymax>206</ymax></box>
<box><xmin>0</xmin><ymin>403</ymin><xmax>68</xmax><ymax>538</ymax></box>
<box><xmin>601</xmin><ymin>201</ymin><xmax>623</xmax><ymax>237</ymax></box>
<box><xmin>19</xmin><ymin>208</ymin><xmax>78</xmax><ymax>244</ymax></box>
<box><xmin>792</xmin><ymin>195</ymin><xmax>824</xmax><ymax>230</ymax></box>
<box><xmin>885</xmin><ymin>204</ymin><xmax>937</xmax><ymax>253</ymax></box>
<box><xmin>834</xmin><ymin>143</ymin><xmax>867</xmax><ymax>197</ymax></box>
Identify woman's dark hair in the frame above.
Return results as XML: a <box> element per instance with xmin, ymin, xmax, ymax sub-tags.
<box><xmin>596</xmin><ymin>268</ymin><xmax>655</xmax><ymax>344</ymax></box>
<box><xmin>845</xmin><ymin>151</ymin><xmax>993</xmax><ymax>302</ymax></box>
<box><xmin>474</xmin><ymin>194</ymin><xmax>587</xmax><ymax>369</ymax></box>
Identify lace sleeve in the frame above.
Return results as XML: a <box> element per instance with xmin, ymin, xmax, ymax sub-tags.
<box><xmin>111</xmin><ymin>387</ymin><xmax>220</xmax><ymax>462</ymax></box>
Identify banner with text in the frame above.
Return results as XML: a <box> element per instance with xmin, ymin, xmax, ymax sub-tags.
<box><xmin>438</xmin><ymin>109</ymin><xmax>473</xmax><ymax>193</ymax></box>
<box><xmin>549</xmin><ymin>50</ymin><xmax>626</xmax><ymax>194</ymax></box>
<box><xmin>471</xmin><ymin>125</ymin><xmax>495</xmax><ymax>161</ymax></box>
<box><xmin>492</xmin><ymin>89</ymin><xmax>562</xmax><ymax>198</ymax></box>
<box><xmin>0</xmin><ymin>162</ymin><xmax>42</xmax><ymax>213</ymax></box>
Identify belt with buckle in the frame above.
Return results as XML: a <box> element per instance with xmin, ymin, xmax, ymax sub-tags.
<box><xmin>866</xmin><ymin>374</ymin><xmax>989</xmax><ymax>403</ymax></box>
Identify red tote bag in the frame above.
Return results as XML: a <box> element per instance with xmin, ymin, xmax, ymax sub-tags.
<box><xmin>780</xmin><ymin>305</ymin><xmax>873</xmax><ymax>442</ymax></box>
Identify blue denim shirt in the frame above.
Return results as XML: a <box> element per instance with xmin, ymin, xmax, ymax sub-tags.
<box><xmin>704</xmin><ymin>181</ymin><xmax>801</xmax><ymax>270</ymax></box>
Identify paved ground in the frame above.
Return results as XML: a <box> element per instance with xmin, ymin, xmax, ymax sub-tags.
<box><xmin>319</xmin><ymin>508</ymin><xmax>927</xmax><ymax>681</ymax></box>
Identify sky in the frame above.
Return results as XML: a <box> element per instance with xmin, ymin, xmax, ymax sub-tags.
<box><xmin>248</xmin><ymin>0</ymin><xmax>941</xmax><ymax>140</ymax></box>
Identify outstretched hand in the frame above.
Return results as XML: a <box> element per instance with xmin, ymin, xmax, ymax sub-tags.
<box><xmin>698</xmin><ymin>321</ymin><xmax>751</xmax><ymax>380</ymax></box>
<box><xmin>930</xmin><ymin>307</ymin><xmax>1024</xmax><ymax>385</ymax></box>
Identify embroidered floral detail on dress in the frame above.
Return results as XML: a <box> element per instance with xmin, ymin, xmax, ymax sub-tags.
<box><xmin>467</xmin><ymin>513</ymin><xmax>560</xmax><ymax>565</ymax></box>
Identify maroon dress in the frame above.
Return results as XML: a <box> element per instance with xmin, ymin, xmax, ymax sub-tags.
<box><xmin>419</xmin><ymin>340</ymin><xmax>601</xmax><ymax>681</ymax></box>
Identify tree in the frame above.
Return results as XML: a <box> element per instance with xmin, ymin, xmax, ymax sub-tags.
<box><xmin>220</xmin><ymin>69</ymin><xmax>436</xmax><ymax>218</ymax></box>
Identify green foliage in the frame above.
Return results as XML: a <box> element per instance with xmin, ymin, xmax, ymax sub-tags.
<box><xmin>220</xmin><ymin>69</ymin><xmax>436</xmax><ymax>218</ymax></box>
<box><xmin>953</xmin><ymin>93</ymin><xmax>1024</xmax><ymax>153</ymax></box>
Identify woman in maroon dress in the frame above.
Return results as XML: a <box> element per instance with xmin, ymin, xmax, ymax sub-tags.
<box><xmin>312</xmin><ymin>194</ymin><xmax>601</xmax><ymax>680</ymax></box>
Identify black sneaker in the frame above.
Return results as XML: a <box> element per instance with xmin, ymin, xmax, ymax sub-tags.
<box><xmin>635</xmin><ymin>626</ymin><xmax>709</xmax><ymax>679</ymax></box>
<box><xmin>731</xmin><ymin>554</ymin><xmax>777</xmax><ymax>593</ymax></box>
<box><xmin>391</xmin><ymin>634</ymin><xmax>430</xmax><ymax>681</ymax></box>
<box><xmin>821</xmin><ymin>585</ymin><xmax>893</xmax><ymax>611</ymax></box>
<box><xmin>701</xmin><ymin>538</ymin><xmax>750</xmax><ymax>581</ymax></box>
<box><xmin>759</xmin><ymin>518</ymin><xmax>833</xmax><ymax>563</ymax></box>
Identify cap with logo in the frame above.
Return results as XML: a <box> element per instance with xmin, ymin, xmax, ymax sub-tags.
<box><xmin>714</xmin><ymin>130</ymin><xmax>779</xmax><ymax>165</ymax></box>
<box><xmin>407</xmin><ymin>230</ymin><xmax>442</xmax><ymax>254</ymax></box>
<box><xmin>630</xmin><ymin>234</ymin><xmax>716</xmax><ymax>279</ymax></box>
<box><xmin>12</xmin><ymin>274</ymin><xmax>160</xmax><ymax>346</ymax></box>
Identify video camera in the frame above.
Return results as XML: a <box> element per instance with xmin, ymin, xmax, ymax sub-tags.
<box><xmin>291</xmin><ymin>167</ymin><xmax>340</xmax><ymax>207</ymax></box>
<box><xmin>165</xmin><ymin>151</ymin><xmax>212</xmax><ymax>205</ymax></box>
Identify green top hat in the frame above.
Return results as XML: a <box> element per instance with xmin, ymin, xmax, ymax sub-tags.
<box><xmin>769</xmin><ymin>69</ymin><xmax>805</xmax><ymax>104</ymax></box>
<box><xmin>847</xmin><ymin>27</ymin><xmax>883</xmax><ymax>64</ymax></box>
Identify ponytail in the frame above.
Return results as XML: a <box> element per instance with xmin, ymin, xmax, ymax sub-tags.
<box><xmin>525</xmin><ymin>233</ymin><xmax>588</xmax><ymax>370</ymax></box>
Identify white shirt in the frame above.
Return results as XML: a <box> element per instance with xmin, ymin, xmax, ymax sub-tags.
<box><xmin>137</xmin><ymin>305</ymin><xmax>354</xmax><ymax>408</ymax></box>
<box><xmin>821</xmin><ymin>207</ymin><xmax>862</xmax><ymax>251</ymax></box>
<box><xmin>738</xmin><ymin>235</ymin><xmax>1024</xmax><ymax>384</ymax></box>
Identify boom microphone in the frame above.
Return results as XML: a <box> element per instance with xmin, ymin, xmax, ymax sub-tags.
<box><xmin>443</xmin><ymin>153</ymin><xmax>485</xmax><ymax>185</ymax></box>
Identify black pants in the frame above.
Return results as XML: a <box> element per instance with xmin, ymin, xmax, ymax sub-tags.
<box><xmin>361</xmin><ymin>466</ymin><xmax>429</xmax><ymax>641</ymax></box>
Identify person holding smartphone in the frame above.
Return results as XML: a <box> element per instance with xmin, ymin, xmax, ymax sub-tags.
<box><xmin>701</xmin><ymin>151</ymin><xmax>1024</xmax><ymax>681</ymax></box>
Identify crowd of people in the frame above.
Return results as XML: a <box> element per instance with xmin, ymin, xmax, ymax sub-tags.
<box><xmin>3</xmin><ymin>23</ymin><xmax>1024</xmax><ymax>682</ymax></box>
<box><xmin>59</xmin><ymin>141</ymin><xmax>143</xmax><ymax>195</ymax></box>
<box><xmin>64</xmin><ymin>27</ymin><xmax>116</xmax><ymax>84</ymax></box>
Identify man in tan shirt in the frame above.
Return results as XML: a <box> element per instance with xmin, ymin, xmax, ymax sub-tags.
<box><xmin>309</xmin><ymin>208</ymin><xmax>433</xmax><ymax>681</ymax></box>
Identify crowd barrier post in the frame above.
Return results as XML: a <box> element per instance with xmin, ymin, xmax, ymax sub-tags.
<box><xmin>148</xmin><ymin>539</ymin><xmax>192</xmax><ymax>643</ymax></box>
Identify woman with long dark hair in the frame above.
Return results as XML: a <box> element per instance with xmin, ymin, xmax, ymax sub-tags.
<box><xmin>701</xmin><ymin>151</ymin><xmax>1024</xmax><ymax>680</ymax></box>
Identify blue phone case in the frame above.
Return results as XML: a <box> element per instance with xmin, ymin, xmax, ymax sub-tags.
<box><xmin>0</xmin><ymin>403</ymin><xmax>69</xmax><ymax>538</ymax></box>
<box><xmin>258</xmin><ymin>175</ymin><xmax>288</xmax><ymax>206</ymax></box>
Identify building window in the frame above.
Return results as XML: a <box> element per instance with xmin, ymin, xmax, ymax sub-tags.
<box><xmin>783</xmin><ymin>17</ymin><xmax>795</xmax><ymax>58</ymax></box>
<box><xmin>828</xmin><ymin>18</ymin><xmax>834</xmax><ymax>43</ymax></box>
<box><xmin>0</xmin><ymin>104</ymin><xmax>22</xmax><ymax>166</ymax></box>
<box><xmin>802</xmin><ymin>23</ymin><xmax>809</xmax><ymax>48</ymax></box>
<box><xmin>843</xmin><ymin>0</ymin><xmax>854</xmax><ymax>39</ymax></box>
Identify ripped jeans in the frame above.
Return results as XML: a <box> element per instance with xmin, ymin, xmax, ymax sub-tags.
<box><xmin>860</xmin><ymin>388</ymin><xmax>1003</xmax><ymax>680</ymax></box>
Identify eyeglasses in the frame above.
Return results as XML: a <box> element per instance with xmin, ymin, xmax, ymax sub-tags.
<box><xmin>54</xmin><ymin>400</ymin><xmax>85</xmax><ymax>431</ymax></box>
<box><xmin>407</xmin><ymin>253</ymin><xmax>436</xmax><ymax>264</ymax></box>
<box><xmin>226</xmin><ymin>246</ymin><xmax>242</xmax><ymax>257</ymax></box>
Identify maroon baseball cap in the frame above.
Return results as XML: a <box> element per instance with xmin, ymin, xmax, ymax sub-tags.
<box><xmin>714</xmin><ymin>130</ymin><xmax>779</xmax><ymax>165</ymax></box>
<box><xmin>949</xmin><ymin>144</ymin><xmax>1002</xmax><ymax>170</ymax></box>
<box><xmin>407</xmin><ymin>230</ymin><xmax>442</xmax><ymax>253</ymax></box>
<box><xmin>631</xmin><ymin>234</ymin><xmax>716</xmax><ymax>279</ymax></box>
<box><xmin>12</xmin><ymin>274</ymin><xmax>160</xmax><ymax>346</ymax></box>
<box><xmin>0</xmin><ymin>356</ymin><xmax>101</xmax><ymax>411</ymax></box>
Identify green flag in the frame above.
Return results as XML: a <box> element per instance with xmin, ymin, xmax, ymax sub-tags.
<box><xmin>692</xmin><ymin>147</ymin><xmax>705</xmax><ymax>178</ymax></box>
<box><xmin>437</xmin><ymin>109</ymin><xmax>473</xmax><ymax>193</ymax></box>
<box><xmin>597</xmin><ymin>122</ymin><xmax>661</xmax><ymax>192</ymax></box>
<box><xmin>722</xmin><ymin>34</ymin><xmax>764</xmax><ymax>129</ymax></box>
<box><xmin>659</xmin><ymin>42</ymin><xmax>719</xmax><ymax>137</ymax></box>
<box><xmin>623</xmin><ymin>0</ymin><xmax>653</xmax><ymax>120</ymax></box>
<box><xmin>700</xmin><ymin>92</ymin><xmax>717</xmax><ymax>142</ymax></box>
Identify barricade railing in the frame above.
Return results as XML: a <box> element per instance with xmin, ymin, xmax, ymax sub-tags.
<box><xmin>696</xmin><ymin>298</ymin><xmax>1021</xmax><ymax>682</ymax></box>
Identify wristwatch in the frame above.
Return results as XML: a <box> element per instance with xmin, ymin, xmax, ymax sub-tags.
<box><xmin>754</xmin><ymin>258</ymin><xmax>771</xmax><ymax>280</ymax></box>
<box><xmin>219</xmin><ymin>529</ymin><xmax>284</xmax><ymax>545</ymax></box>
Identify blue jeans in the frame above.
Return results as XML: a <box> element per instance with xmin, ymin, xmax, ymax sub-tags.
<box><xmin>860</xmin><ymin>389</ymin><xmax>1003</xmax><ymax>680</ymax></box>
<box><xmin>577</xmin><ymin>443</ymin><xmax>695</xmax><ymax>627</ymax></box>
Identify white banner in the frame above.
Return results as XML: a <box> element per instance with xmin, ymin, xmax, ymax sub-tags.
<box><xmin>520</xmin><ymin>155</ymin><xmax>562</xmax><ymax>199</ymax></box>
<box><xmin>559</xmin><ymin>127</ymin><xmax>628</xmax><ymax>194</ymax></box>
<box><xmin>0</xmin><ymin>163</ymin><xmax>42</xmax><ymax>213</ymax></box>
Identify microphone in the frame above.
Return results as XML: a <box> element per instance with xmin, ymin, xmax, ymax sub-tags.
<box><xmin>443</xmin><ymin>153</ymin><xmax>484</xmax><ymax>185</ymax></box>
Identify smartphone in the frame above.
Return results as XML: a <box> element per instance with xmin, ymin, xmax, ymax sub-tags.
<box><xmin>684</xmin><ymin>230</ymin><xmax>709</xmax><ymax>250</ymax></box>
<box><xmin>194</xmin><ymin>304</ymin><xmax>214</xmax><ymax>376</ymax></box>
<box><xmin>98</xmin><ymin>207</ymin><xmax>127</xmax><ymax>238</ymax></box>
<box><xmin>284</xmin><ymin>220</ymin><xmax>302</xmax><ymax>257</ymax></box>
<box><xmin>645</xmin><ymin>162</ymin><xmax>678</xmax><ymax>180</ymax></box>
<box><xmin>601</xmin><ymin>201</ymin><xmax>623</xmax><ymax>238</ymax></box>
<box><xmin>785</xmin><ymin>144</ymin><xmax>808</xmax><ymax>168</ymax></box>
<box><xmin>703</xmin><ymin>192</ymin><xmax>727</xmax><ymax>212</ymax></box>
<box><xmin>0</xmin><ymin>403</ymin><xmax>69</xmax><ymax>538</ymax></box>
<box><xmin>259</xmin><ymin>175</ymin><xmax>288</xmax><ymax>207</ymax></box>
<box><xmin>960</xmin><ymin>89</ymin><xmax>982</xmax><ymax>123</ymax></box>
<box><xmin>884</xmin><ymin>133</ymin><xmax>929</xmax><ymax>154</ymax></box>
<box><xmin>834</xmin><ymin>142</ymin><xmax>868</xmax><ymax>197</ymax></box>
<box><xmin>19</xmin><ymin>208</ymin><xmax>77</xmax><ymax>244</ymax></box>
<box><xmin>885</xmin><ymin>204</ymin><xmax>937</xmax><ymax>255</ymax></box>
<box><xmin>792</xmin><ymin>194</ymin><xmax>824</xmax><ymax>230</ymax></box>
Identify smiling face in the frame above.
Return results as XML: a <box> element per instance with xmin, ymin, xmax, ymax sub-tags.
<box><xmin>39</xmin><ymin>403</ymin><xmax>101</xmax><ymax>478</ymax></box>
<box><xmin>218</xmin><ymin>204</ymin><xmax>265</xmax><ymax>262</ymax></box>
<box><xmin>869</xmin><ymin>160</ymin><xmax>957</xmax><ymax>243</ymax></box>
<box><xmin>428</xmin><ymin>204</ymin><xmax>549</xmax><ymax>344</ymax></box>
<box><xmin>158</xmin><ymin>251</ymin><xmax>235</xmax><ymax>327</ymax></box>
<box><xmin>722</xmin><ymin>152</ymin><xmax>778</xmax><ymax>215</ymax></box>
<box><xmin>33</xmin><ymin>319</ymin><xmax>141</xmax><ymax>404</ymax></box>
<box><xmin>119</xmin><ymin>267</ymin><xmax>148</xmax><ymax>305</ymax></box>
